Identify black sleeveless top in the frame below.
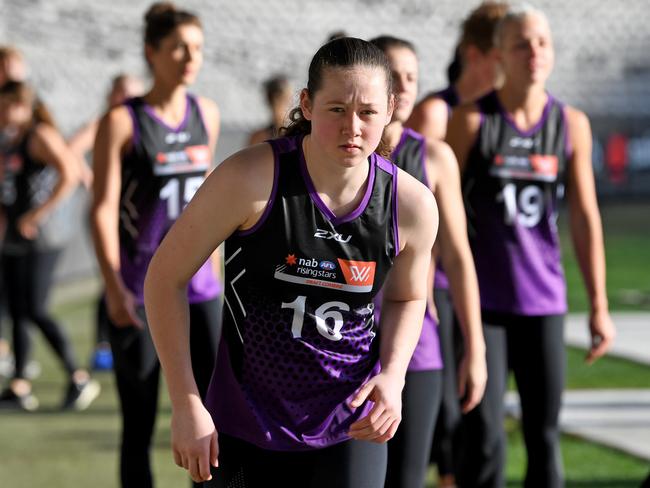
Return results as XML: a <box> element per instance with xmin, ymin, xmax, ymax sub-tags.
<box><xmin>206</xmin><ymin>134</ymin><xmax>399</xmax><ymax>450</ymax></box>
<box><xmin>434</xmin><ymin>85</ymin><xmax>460</xmax><ymax>114</ymax></box>
<box><xmin>463</xmin><ymin>90</ymin><xmax>570</xmax><ymax>315</ymax></box>
<box><xmin>119</xmin><ymin>94</ymin><xmax>220</xmax><ymax>304</ymax></box>
<box><xmin>0</xmin><ymin>128</ymin><xmax>62</xmax><ymax>253</ymax></box>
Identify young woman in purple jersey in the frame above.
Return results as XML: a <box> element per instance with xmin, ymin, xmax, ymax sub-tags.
<box><xmin>144</xmin><ymin>37</ymin><xmax>438</xmax><ymax>487</ymax></box>
<box><xmin>0</xmin><ymin>81</ymin><xmax>100</xmax><ymax>411</ymax></box>
<box><xmin>91</xmin><ymin>3</ymin><xmax>222</xmax><ymax>487</ymax></box>
<box><xmin>407</xmin><ymin>5</ymin><xmax>508</xmax><ymax>486</ymax></box>
<box><xmin>370</xmin><ymin>35</ymin><xmax>487</xmax><ymax>488</ymax></box>
<box><xmin>447</xmin><ymin>5</ymin><xmax>616</xmax><ymax>487</ymax></box>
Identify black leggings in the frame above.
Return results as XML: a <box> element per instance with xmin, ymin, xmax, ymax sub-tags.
<box><xmin>109</xmin><ymin>298</ymin><xmax>222</xmax><ymax>488</ymax></box>
<box><xmin>455</xmin><ymin>313</ymin><xmax>565</xmax><ymax>488</ymax></box>
<box><xmin>430</xmin><ymin>288</ymin><xmax>462</xmax><ymax>476</ymax></box>
<box><xmin>205</xmin><ymin>433</ymin><xmax>388</xmax><ymax>488</ymax></box>
<box><xmin>96</xmin><ymin>294</ymin><xmax>110</xmax><ymax>344</ymax></box>
<box><xmin>2</xmin><ymin>249</ymin><xmax>79</xmax><ymax>379</ymax></box>
<box><xmin>385</xmin><ymin>369</ymin><xmax>442</xmax><ymax>488</ymax></box>
<box><xmin>0</xmin><ymin>259</ymin><xmax>6</xmax><ymax>341</ymax></box>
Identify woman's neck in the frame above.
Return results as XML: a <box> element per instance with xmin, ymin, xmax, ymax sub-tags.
<box><xmin>143</xmin><ymin>82</ymin><xmax>187</xmax><ymax>125</ymax></box>
<box><xmin>383</xmin><ymin>120</ymin><xmax>404</xmax><ymax>151</ymax></box>
<box><xmin>454</xmin><ymin>69</ymin><xmax>494</xmax><ymax>104</ymax></box>
<box><xmin>302</xmin><ymin>134</ymin><xmax>370</xmax><ymax>217</ymax></box>
<box><xmin>272</xmin><ymin>109</ymin><xmax>286</xmax><ymax>130</ymax></box>
<box><xmin>497</xmin><ymin>82</ymin><xmax>548</xmax><ymax>131</ymax></box>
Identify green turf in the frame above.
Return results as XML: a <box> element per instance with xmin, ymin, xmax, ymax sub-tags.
<box><xmin>559</xmin><ymin>202</ymin><xmax>650</xmax><ymax>312</ymax></box>
<box><xmin>0</xmin><ymin>297</ymin><xmax>186</xmax><ymax>488</ymax></box>
<box><xmin>565</xmin><ymin>345</ymin><xmax>650</xmax><ymax>389</ymax></box>
<box><xmin>503</xmin><ymin>418</ymin><xmax>649</xmax><ymax>488</ymax></box>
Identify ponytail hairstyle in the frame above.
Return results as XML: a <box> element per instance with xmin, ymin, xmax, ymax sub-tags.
<box><xmin>143</xmin><ymin>2</ymin><xmax>201</xmax><ymax>59</ymax></box>
<box><xmin>282</xmin><ymin>37</ymin><xmax>394</xmax><ymax>159</ymax></box>
<box><xmin>0</xmin><ymin>80</ymin><xmax>57</xmax><ymax>129</ymax></box>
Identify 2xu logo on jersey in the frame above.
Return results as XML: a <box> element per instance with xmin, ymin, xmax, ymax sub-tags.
<box><xmin>314</xmin><ymin>228</ymin><xmax>351</xmax><ymax>243</ymax></box>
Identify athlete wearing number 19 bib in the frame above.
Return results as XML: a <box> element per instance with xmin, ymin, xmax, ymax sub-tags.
<box><xmin>451</xmin><ymin>7</ymin><xmax>614</xmax><ymax>488</ymax></box>
<box><xmin>457</xmin><ymin>89</ymin><xmax>569</xmax><ymax>488</ymax></box>
<box><xmin>463</xmin><ymin>89</ymin><xmax>568</xmax><ymax>315</ymax></box>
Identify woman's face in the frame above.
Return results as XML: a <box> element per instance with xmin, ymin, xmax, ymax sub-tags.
<box><xmin>498</xmin><ymin>13</ymin><xmax>554</xmax><ymax>87</ymax></box>
<box><xmin>0</xmin><ymin>55</ymin><xmax>26</xmax><ymax>86</ymax></box>
<box><xmin>0</xmin><ymin>96</ymin><xmax>30</xmax><ymax>129</ymax></box>
<box><xmin>302</xmin><ymin>66</ymin><xmax>393</xmax><ymax>168</ymax></box>
<box><xmin>384</xmin><ymin>46</ymin><xmax>418</xmax><ymax>124</ymax></box>
<box><xmin>146</xmin><ymin>24</ymin><xmax>204</xmax><ymax>88</ymax></box>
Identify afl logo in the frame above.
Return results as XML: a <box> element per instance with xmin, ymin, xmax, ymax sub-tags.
<box><xmin>319</xmin><ymin>260</ymin><xmax>336</xmax><ymax>270</ymax></box>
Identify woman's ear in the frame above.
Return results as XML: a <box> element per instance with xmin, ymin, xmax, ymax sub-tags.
<box><xmin>386</xmin><ymin>93</ymin><xmax>395</xmax><ymax>126</ymax></box>
<box><xmin>299</xmin><ymin>89</ymin><xmax>313</xmax><ymax>121</ymax></box>
<box><xmin>144</xmin><ymin>44</ymin><xmax>154</xmax><ymax>69</ymax></box>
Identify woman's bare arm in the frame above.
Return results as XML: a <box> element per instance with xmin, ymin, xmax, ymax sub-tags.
<box><xmin>565</xmin><ymin>106</ymin><xmax>615</xmax><ymax>363</ymax></box>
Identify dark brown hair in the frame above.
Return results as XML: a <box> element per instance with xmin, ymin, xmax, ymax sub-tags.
<box><xmin>263</xmin><ymin>75</ymin><xmax>290</xmax><ymax>106</ymax></box>
<box><xmin>144</xmin><ymin>2</ymin><xmax>201</xmax><ymax>48</ymax></box>
<box><xmin>369</xmin><ymin>35</ymin><xmax>417</xmax><ymax>56</ymax></box>
<box><xmin>0</xmin><ymin>80</ymin><xmax>56</xmax><ymax>129</ymax></box>
<box><xmin>282</xmin><ymin>37</ymin><xmax>393</xmax><ymax>158</ymax></box>
<box><xmin>0</xmin><ymin>45</ymin><xmax>22</xmax><ymax>64</ymax></box>
<box><xmin>459</xmin><ymin>1</ymin><xmax>509</xmax><ymax>54</ymax></box>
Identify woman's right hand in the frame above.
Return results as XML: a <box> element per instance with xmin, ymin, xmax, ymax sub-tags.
<box><xmin>106</xmin><ymin>286</ymin><xmax>144</xmax><ymax>328</ymax></box>
<box><xmin>457</xmin><ymin>345</ymin><xmax>487</xmax><ymax>414</ymax></box>
<box><xmin>172</xmin><ymin>398</ymin><xmax>219</xmax><ymax>483</ymax></box>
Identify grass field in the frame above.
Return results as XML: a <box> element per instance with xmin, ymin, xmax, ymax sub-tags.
<box><xmin>560</xmin><ymin>202</ymin><xmax>650</xmax><ymax>312</ymax></box>
<box><xmin>0</xmin><ymin>201</ymin><xmax>648</xmax><ymax>487</ymax></box>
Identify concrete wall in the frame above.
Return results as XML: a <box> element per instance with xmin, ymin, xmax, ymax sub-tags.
<box><xmin>2</xmin><ymin>0</ymin><xmax>650</xmax><ymax>136</ymax></box>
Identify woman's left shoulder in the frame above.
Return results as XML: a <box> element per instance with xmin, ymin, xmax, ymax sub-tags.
<box><xmin>395</xmin><ymin>164</ymin><xmax>437</xmax><ymax>220</ymax></box>
<box><xmin>554</xmin><ymin>97</ymin><xmax>589</xmax><ymax>127</ymax></box>
<box><xmin>563</xmin><ymin>104</ymin><xmax>586</xmax><ymax>119</ymax></box>
<box><xmin>195</xmin><ymin>95</ymin><xmax>220</xmax><ymax>117</ymax></box>
<box><xmin>393</xmin><ymin>164</ymin><xmax>438</xmax><ymax>253</ymax></box>
<box><xmin>32</xmin><ymin>122</ymin><xmax>59</xmax><ymax>140</ymax></box>
<box><xmin>29</xmin><ymin>122</ymin><xmax>64</xmax><ymax>154</ymax></box>
<box><xmin>559</xmin><ymin>103</ymin><xmax>591</xmax><ymax>144</ymax></box>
